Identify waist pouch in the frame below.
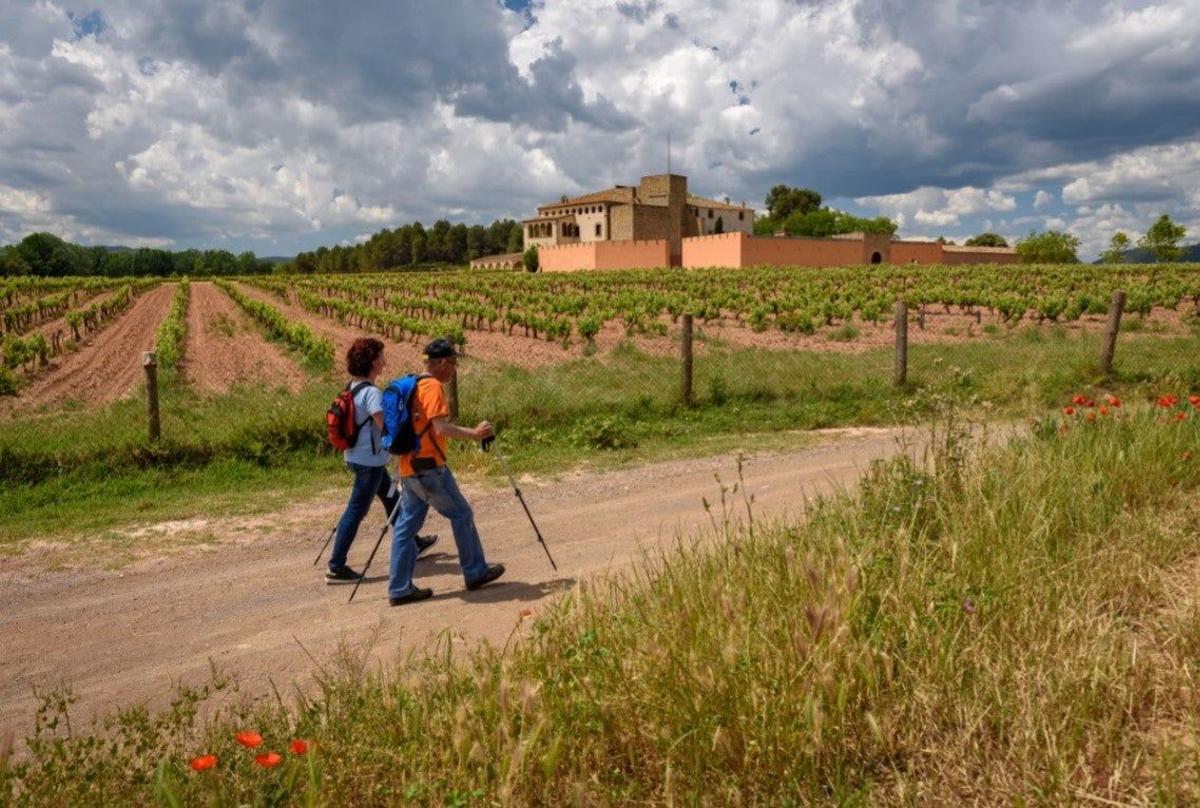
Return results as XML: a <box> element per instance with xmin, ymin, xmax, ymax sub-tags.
<box><xmin>411</xmin><ymin>457</ymin><xmax>438</xmax><ymax>472</ymax></box>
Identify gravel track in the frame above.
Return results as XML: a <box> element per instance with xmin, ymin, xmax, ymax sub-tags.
<box><xmin>0</xmin><ymin>427</ymin><xmax>916</xmax><ymax>739</ymax></box>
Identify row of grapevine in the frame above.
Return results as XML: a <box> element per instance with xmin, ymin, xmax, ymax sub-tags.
<box><xmin>1</xmin><ymin>279</ymin><xmax>160</xmax><ymax>395</ymax></box>
<box><xmin>255</xmin><ymin>264</ymin><xmax>1200</xmax><ymax>342</ymax></box>
<box><xmin>154</xmin><ymin>279</ymin><xmax>190</xmax><ymax>371</ymax></box>
<box><xmin>0</xmin><ymin>278</ymin><xmax>134</xmax><ymax>335</ymax></box>
<box><xmin>215</xmin><ymin>280</ymin><xmax>334</xmax><ymax>367</ymax></box>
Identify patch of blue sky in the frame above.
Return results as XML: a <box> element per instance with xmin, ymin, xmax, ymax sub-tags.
<box><xmin>68</xmin><ymin>9</ymin><xmax>105</xmax><ymax>40</ymax></box>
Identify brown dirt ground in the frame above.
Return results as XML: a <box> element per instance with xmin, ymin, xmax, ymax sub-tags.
<box><xmin>0</xmin><ymin>427</ymin><xmax>916</xmax><ymax>741</ymax></box>
<box><xmin>183</xmin><ymin>282</ymin><xmax>307</xmax><ymax>394</ymax></box>
<box><xmin>5</xmin><ymin>284</ymin><xmax>175</xmax><ymax>413</ymax></box>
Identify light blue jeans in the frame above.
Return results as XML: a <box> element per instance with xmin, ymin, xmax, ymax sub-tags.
<box><xmin>388</xmin><ymin>466</ymin><xmax>489</xmax><ymax>598</ymax></box>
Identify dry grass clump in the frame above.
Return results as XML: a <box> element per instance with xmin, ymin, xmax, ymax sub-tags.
<box><xmin>4</xmin><ymin>406</ymin><xmax>1200</xmax><ymax>805</ymax></box>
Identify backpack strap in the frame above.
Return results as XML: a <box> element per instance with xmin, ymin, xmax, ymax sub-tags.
<box><xmin>349</xmin><ymin>380</ymin><xmax>377</xmax><ymax>453</ymax></box>
<box><xmin>350</xmin><ymin>381</ymin><xmax>374</xmax><ymax>427</ymax></box>
<box><xmin>411</xmin><ymin>375</ymin><xmax>449</xmax><ymax>464</ymax></box>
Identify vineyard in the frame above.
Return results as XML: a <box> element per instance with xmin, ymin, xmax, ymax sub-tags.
<box><xmin>2</xmin><ymin>263</ymin><xmax>1199</xmax><ymax>408</ymax></box>
<box><xmin>246</xmin><ymin>264</ymin><xmax>1200</xmax><ymax>350</ymax></box>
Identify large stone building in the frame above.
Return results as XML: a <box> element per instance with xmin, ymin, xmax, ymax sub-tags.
<box><xmin>523</xmin><ymin>174</ymin><xmax>753</xmax><ymax>265</ymax></box>
<box><xmin>522</xmin><ymin>173</ymin><xmax>1015</xmax><ymax>271</ymax></box>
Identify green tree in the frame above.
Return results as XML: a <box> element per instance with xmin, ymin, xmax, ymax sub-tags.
<box><xmin>1100</xmin><ymin>232</ymin><xmax>1130</xmax><ymax>264</ymax></box>
<box><xmin>1138</xmin><ymin>214</ymin><xmax>1186</xmax><ymax>262</ymax></box>
<box><xmin>964</xmin><ymin>232</ymin><xmax>1008</xmax><ymax>247</ymax></box>
<box><xmin>410</xmin><ymin>223</ymin><xmax>427</xmax><ymax>265</ymax></box>
<box><xmin>523</xmin><ymin>244</ymin><xmax>539</xmax><ymax>273</ymax></box>
<box><xmin>506</xmin><ymin>226</ymin><xmax>524</xmax><ymax>254</ymax></box>
<box><xmin>1015</xmin><ymin>230</ymin><xmax>1080</xmax><ymax>264</ymax></box>
<box><xmin>764</xmin><ymin>185</ymin><xmax>822</xmax><ymax>220</ymax></box>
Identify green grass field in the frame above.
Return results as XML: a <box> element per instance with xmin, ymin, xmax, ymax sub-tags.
<box><xmin>5</xmin><ymin>388</ymin><xmax>1199</xmax><ymax>804</ymax></box>
<box><xmin>3</xmin><ymin>327</ymin><xmax>1199</xmax><ymax>545</ymax></box>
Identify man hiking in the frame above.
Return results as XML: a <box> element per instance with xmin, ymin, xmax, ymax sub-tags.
<box><xmin>387</xmin><ymin>338</ymin><xmax>505</xmax><ymax>605</ymax></box>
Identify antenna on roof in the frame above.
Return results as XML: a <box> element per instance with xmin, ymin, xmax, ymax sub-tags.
<box><xmin>667</xmin><ymin>131</ymin><xmax>671</xmax><ymax>176</ymax></box>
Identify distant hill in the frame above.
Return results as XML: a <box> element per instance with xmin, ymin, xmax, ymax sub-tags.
<box><xmin>1093</xmin><ymin>243</ymin><xmax>1200</xmax><ymax>264</ymax></box>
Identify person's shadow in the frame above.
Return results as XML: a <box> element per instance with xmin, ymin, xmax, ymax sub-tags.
<box><xmin>434</xmin><ymin>577</ymin><xmax>576</xmax><ymax>605</ymax></box>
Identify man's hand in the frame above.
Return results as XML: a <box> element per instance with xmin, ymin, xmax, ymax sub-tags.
<box><xmin>474</xmin><ymin>421</ymin><xmax>494</xmax><ymax>441</ymax></box>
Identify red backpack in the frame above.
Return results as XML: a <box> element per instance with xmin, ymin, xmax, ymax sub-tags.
<box><xmin>326</xmin><ymin>381</ymin><xmax>372</xmax><ymax>451</ymax></box>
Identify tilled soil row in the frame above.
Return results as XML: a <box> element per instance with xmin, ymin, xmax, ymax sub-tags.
<box><xmin>9</xmin><ymin>284</ymin><xmax>176</xmax><ymax>412</ymax></box>
<box><xmin>184</xmin><ymin>281</ymin><xmax>308</xmax><ymax>394</ymax></box>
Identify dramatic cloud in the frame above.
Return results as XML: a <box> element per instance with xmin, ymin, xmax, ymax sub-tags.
<box><xmin>0</xmin><ymin>0</ymin><xmax>1198</xmax><ymax>256</ymax></box>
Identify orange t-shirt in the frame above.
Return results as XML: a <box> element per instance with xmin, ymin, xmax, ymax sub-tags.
<box><xmin>399</xmin><ymin>376</ymin><xmax>450</xmax><ymax>477</ymax></box>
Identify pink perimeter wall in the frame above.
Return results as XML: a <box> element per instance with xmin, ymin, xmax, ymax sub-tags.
<box><xmin>539</xmin><ymin>240</ymin><xmax>671</xmax><ymax>271</ymax></box>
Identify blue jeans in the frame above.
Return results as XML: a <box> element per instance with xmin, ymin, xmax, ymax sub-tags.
<box><xmin>388</xmin><ymin>466</ymin><xmax>489</xmax><ymax>598</ymax></box>
<box><xmin>329</xmin><ymin>462</ymin><xmax>398</xmax><ymax>573</ymax></box>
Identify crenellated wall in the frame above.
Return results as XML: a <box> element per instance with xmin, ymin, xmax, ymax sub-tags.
<box><xmin>538</xmin><ymin>239</ymin><xmax>671</xmax><ymax>272</ymax></box>
<box><xmin>942</xmin><ymin>245</ymin><xmax>1017</xmax><ymax>265</ymax></box>
<box><xmin>889</xmin><ymin>241</ymin><xmax>945</xmax><ymax>265</ymax></box>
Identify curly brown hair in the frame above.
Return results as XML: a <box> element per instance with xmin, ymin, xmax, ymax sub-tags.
<box><xmin>346</xmin><ymin>337</ymin><xmax>384</xmax><ymax>377</ymax></box>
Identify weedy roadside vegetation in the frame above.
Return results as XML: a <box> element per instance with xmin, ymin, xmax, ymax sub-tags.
<box><xmin>4</xmin><ymin>395</ymin><xmax>1199</xmax><ymax>804</ymax></box>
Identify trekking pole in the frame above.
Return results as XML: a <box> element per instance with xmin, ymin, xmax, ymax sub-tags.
<box><xmin>314</xmin><ymin>478</ymin><xmax>398</xmax><ymax>567</ymax></box>
<box><xmin>483</xmin><ymin>436</ymin><xmax>558</xmax><ymax>572</ymax></box>
<box><xmin>348</xmin><ymin>480</ymin><xmax>403</xmax><ymax>604</ymax></box>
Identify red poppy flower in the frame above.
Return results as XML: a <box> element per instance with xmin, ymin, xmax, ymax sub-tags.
<box><xmin>189</xmin><ymin>754</ymin><xmax>217</xmax><ymax>772</ymax></box>
<box><xmin>519</xmin><ymin>608</ymin><xmax>533</xmax><ymax>618</ymax></box>
<box><xmin>290</xmin><ymin>739</ymin><xmax>310</xmax><ymax>756</ymax></box>
<box><xmin>235</xmin><ymin>731</ymin><xmax>263</xmax><ymax>749</ymax></box>
<box><xmin>1085</xmin><ymin>411</ymin><xmax>1097</xmax><ymax>422</ymax></box>
<box><xmin>255</xmin><ymin>751</ymin><xmax>282</xmax><ymax>768</ymax></box>
<box><xmin>1158</xmin><ymin>395</ymin><xmax>1180</xmax><ymax>408</ymax></box>
<box><xmin>1190</xmin><ymin>395</ymin><xmax>1200</xmax><ymax>408</ymax></box>
<box><xmin>1099</xmin><ymin>405</ymin><xmax>1110</xmax><ymax>416</ymax></box>
<box><xmin>1063</xmin><ymin>406</ymin><xmax>1076</xmax><ymax>416</ymax></box>
<box><xmin>1175</xmin><ymin>412</ymin><xmax>1189</xmax><ymax>422</ymax></box>
<box><xmin>1106</xmin><ymin>395</ymin><xmax>1122</xmax><ymax>407</ymax></box>
<box><xmin>1071</xmin><ymin>394</ymin><xmax>1088</xmax><ymax>405</ymax></box>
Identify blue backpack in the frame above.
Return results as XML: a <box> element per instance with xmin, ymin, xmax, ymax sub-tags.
<box><xmin>380</xmin><ymin>373</ymin><xmax>431</xmax><ymax>455</ymax></box>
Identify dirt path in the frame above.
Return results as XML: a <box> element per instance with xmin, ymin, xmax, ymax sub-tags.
<box><xmin>183</xmin><ymin>282</ymin><xmax>307</xmax><ymax>394</ymax></box>
<box><xmin>10</xmin><ymin>284</ymin><xmax>175</xmax><ymax>412</ymax></box>
<box><xmin>0</xmin><ymin>427</ymin><xmax>916</xmax><ymax>739</ymax></box>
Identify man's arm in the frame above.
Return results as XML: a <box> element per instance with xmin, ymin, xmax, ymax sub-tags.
<box><xmin>431</xmin><ymin>416</ymin><xmax>493</xmax><ymax>442</ymax></box>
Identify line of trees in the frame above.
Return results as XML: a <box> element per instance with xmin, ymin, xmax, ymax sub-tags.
<box><xmin>0</xmin><ymin>232</ymin><xmax>274</xmax><ymax>277</ymax></box>
<box><xmin>1100</xmin><ymin>214</ymin><xmax>1190</xmax><ymax>264</ymax></box>
<box><xmin>752</xmin><ymin>185</ymin><xmax>897</xmax><ymax>238</ymax></box>
<box><xmin>286</xmin><ymin>219</ymin><xmax>523</xmax><ymax>274</ymax></box>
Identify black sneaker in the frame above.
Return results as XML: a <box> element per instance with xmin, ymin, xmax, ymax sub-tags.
<box><xmin>389</xmin><ymin>587</ymin><xmax>433</xmax><ymax>606</ymax></box>
<box><xmin>325</xmin><ymin>566</ymin><xmax>360</xmax><ymax>585</ymax></box>
<box><xmin>415</xmin><ymin>534</ymin><xmax>439</xmax><ymax>557</ymax></box>
<box><xmin>466</xmin><ymin>563</ymin><xmax>506</xmax><ymax>591</ymax></box>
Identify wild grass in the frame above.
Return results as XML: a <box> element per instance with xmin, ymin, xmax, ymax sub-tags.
<box><xmin>4</xmin><ymin>400</ymin><xmax>1200</xmax><ymax>804</ymax></box>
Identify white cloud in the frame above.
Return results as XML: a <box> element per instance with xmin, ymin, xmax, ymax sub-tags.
<box><xmin>1</xmin><ymin>0</ymin><xmax>1200</xmax><ymax>254</ymax></box>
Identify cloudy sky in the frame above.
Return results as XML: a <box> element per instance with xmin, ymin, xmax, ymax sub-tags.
<box><xmin>1</xmin><ymin>0</ymin><xmax>1198</xmax><ymax>259</ymax></box>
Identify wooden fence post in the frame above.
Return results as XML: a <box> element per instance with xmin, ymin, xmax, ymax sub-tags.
<box><xmin>143</xmin><ymin>351</ymin><xmax>160</xmax><ymax>442</ymax></box>
<box><xmin>680</xmin><ymin>314</ymin><xmax>694</xmax><ymax>406</ymax></box>
<box><xmin>446</xmin><ymin>370</ymin><xmax>460</xmax><ymax>422</ymax></box>
<box><xmin>1098</xmin><ymin>290</ymin><xmax>1126</xmax><ymax>376</ymax></box>
<box><xmin>894</xmin><ymin>300</ymin><xmax>908</xmax><ymax>388</ymax></box>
